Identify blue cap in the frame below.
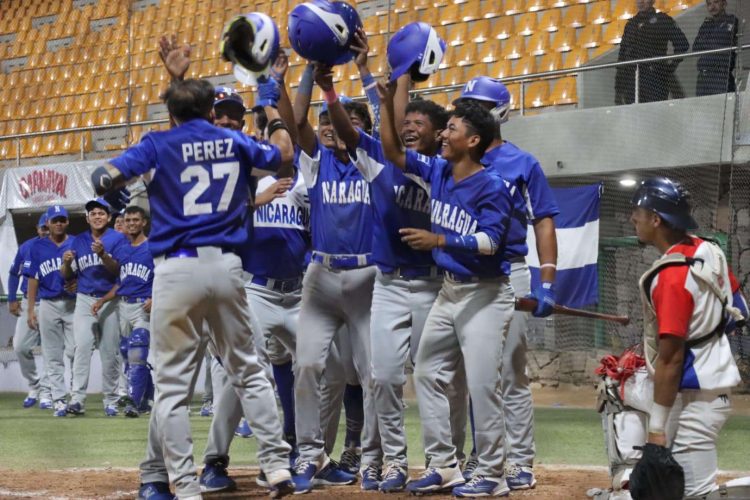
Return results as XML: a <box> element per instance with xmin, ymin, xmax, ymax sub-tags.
<box><xmin>319</xmin><ymin>95</ymin><xmax>353</xmax><ymax>116</ymax></box>
<box><xmin>214</xmin><ymin>86</ymin><xmax>246</xmax><ymax>111</ymax></box>
<box><xmin>46</xmin><ymin>205</ymin><xmax>69</xmax><ymax>220</ymax></box>
<box><xmin>37</xmin><ymin>213</ymin><xmax>48</xmax><ymax>227</ymax></box>
<box><xmin>85</xmin><ymin>197</ymin><xmax>112</xmax><ymax>214</ymax></box>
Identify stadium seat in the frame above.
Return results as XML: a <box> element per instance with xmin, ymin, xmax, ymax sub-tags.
<box><xmin>493</xmin><ymin>16</ymin><xmax>515</xmax><ymax>39</ymax></box>
<box><xmin>612</xmin><ymin>0</ymin><xmax>636</xmax><ymax>19</ymax></box>
<box><xmin>448</xmin><ymin>23</ymin><xmax>470</xmax><ymax>46</ymax></box>
<box><xmin>527</xmin><ymin>32</ymin><xmax>550</xmax><ymax>55</ymax></box>
<box><xmin>524</xmin><ymin>80</ymin><xmax>550</xmax><ymax>108</ymax></box>
<box><xmin>507</xmin><ymin>84</ymin><xmax>521</xmax><ymax>110</ymax></box>
<box><xmin>578</xmin><ymin>24</ymin><xmax>602</xmax><ymax>48</ymax></box>
<box><xmin>420</xmin><ymin>8</ymin><xmax>439</xmax><ymax>26</ymax></box>
<box><xmin>564</xmin><ymin>47</ymin><xmax>589</xmax><ymax>67</ymax></box>
<box><xmin>462</xmin><ymin>0</ymin><xmax>481</xmax><ymax>20</ymax></box>
<box><xmin>539</xmin><ymin>9</ymin><xmax>562</xmax><ymax>32</ymax></box>
<box><xmin>587</xmin><ymin>2</ymin><xmax>612</xmax><ymax>24</ymax></box>
<box><xmin>516</xmin><ymin>12</ymin><xmax>537</xmax><ymax>36</ymax></box>
<box><xmin>438</xmin><ymin>47</ymin><xmax>456</xmax><ymax>68</ymax></box>
<box><xmin>514</xmin><ymin>55</ymin><xmax>537</xmax><ymax>75</ymax></box>
<box><xmin>471</xmin><ymin>19</ymin><xmax>491</xmax><ymax>42</ymax></box>
<box><xmin>42</xmin><ymin>134</ymin><xmax>58</xmax><ymax>156</ymax></box>
<box><xmin>487</xmin><ymin>59</ymin><xmax>513</xmax><ymax>78</ymax></box>
<box><xmin>478</xmin><ymin>40</ymin><xmax>502</xmax><ymax>62</ymax></box>
<box><xmin>552</xmin><ymin>27</ymin><xmax>576</xmax><ymax>52</ymax></box>
<box><xmin>502</xmin><ymin>36</ymin><xmax>525</xmax><ymax>60</ymax></box>
<box><xmin>0</xmin><ymin>139</ymin><xmax>19</xmax><ymax>161</ymax></box>
<box><xmin>20</xmin><ymin>137</ymin><xmax>42</xmax><ymax>158</ymax></box>
<box><xmin>455</xmin><ymin>44</ymin><xmax>477</xmax><ymax>66</ymax></box>
<box><xmin>551</xmin><ymin>77</ymin><xmax>578</xmax><ymax>104</ymax></box>
<box><xmin>505</xmin><ymin>0</ymin><xmax>525</xmax><ymax>15</ymax></box>
<box><xmin>603</xmin><ymin>19</ymin><xmax>626</xmax><ymax>44</ymax></box>
<box><xmin>563</xmin><ymin>4</ymin><xmax>587</xmax><ymax>27</ymax></box>
<box><xmin>394</xmin><ymin>0</ymin><xmax>412</xmax><ymax>12</ymax></box>
<box><xmin>539</xmin><ymin>52</ymin><xmax>562</xmax><ymax>72</ymax></box>
<box><xmin>441</xmin><ymin>4</ymin><xmax>462</xmax><ymax>25</ymax></box>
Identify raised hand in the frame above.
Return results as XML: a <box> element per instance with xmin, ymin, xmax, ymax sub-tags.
<box><xmin>313</xmin><ymin>63</ymin><xmax>335</xmax><ymax>92</ymax></box>
<box><xmin>271</xmin><ymin>51</ymin><xmax>289</xmax><ymax>82</ymax></box>
<box><xmin>352</xmin><ymin>28</ymin><xmax>369</xmax><ymax>70</ymax></box>
<box><xmin>158</xmin><ymin>34</ymin><xmax>191</xmax><ymax>81</ymax></box>
<box><xmin>255</xmin><ymin>178</ymin><xmax>295</xmax><ymax>207</ymax></box>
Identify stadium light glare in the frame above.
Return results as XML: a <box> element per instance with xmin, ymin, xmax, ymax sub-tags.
<box><xmin>619</xmin><ymin>178</ymin><xmax>637</xmax><ymax>188</ymax></box>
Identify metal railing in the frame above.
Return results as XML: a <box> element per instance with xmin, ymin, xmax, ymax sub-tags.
<box><xmin>1</xmin><ymin>44</ymin><xmax>747</xmax><ymax>166</ymax></box>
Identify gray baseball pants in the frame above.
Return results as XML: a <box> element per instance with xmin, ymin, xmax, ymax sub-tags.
<box><xmin>295</xmin><ymin>262</ymin><xmax>378</xmax><ymax>468</ymax></box>
<box><xmin>414</xmin><ymin>277</ymin><xmax>514</xmax><ymax>479</ymax></box>
<box><xmin>13</xmin><ymin>298</ymin><xmax>50</xmax><ymax>399</ymax></box>
<box><xmin>71</xmin><ymin>293</ymin><xmax>121</xmax><ymax>408</ymax></box>
<box><xmin>150</xmin><ymin>250</ymin><xmax>290</xmax><ymax>498</ymax></box>
<box><xmin>118</xmin><ymin>301</ymin><xmax>150</xmax><ymax>397</ymax></box>
<box><xmin>38</xmin><ymin>298</ymin><xmax>75</xmax><ymax>402</ymax></box>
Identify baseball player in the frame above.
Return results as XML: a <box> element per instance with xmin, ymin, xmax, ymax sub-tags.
<box><xmin>313</xmin><ymin>61</ymin><xmax>454</xmax><ymax>491</ymax></box>
<box><xmin>378</xmin><ymin>80</ymin><xmax>515</xmax><ymax>497</ymax></box>
<box><xmin>290</xmin><ymin>61</ymin><xmax>377</xmax><ymax>488</ymax></box>
<box><xmin>114</xmin><ymin>211</ymin><xmax>126</xmax><ymax>233</ymax></box>
<box><xmin>24</xmin><ymin>205</ymin><xmax>76</xmax><ymax>417</ymax></box>
<box><xmin>591</xmin><ymin>177</ymin><xmax>747</xmax><ymax>500</ymax></box>
<box><xmin>60</xmin><ymin>197</ymin><xmax>128</xmax><ymax>416</ymax></box>
<box><xmin>94</xmin><ymin>77</ymin><xmax>304</xmax><ymax>499</ymax></box>
<box><xmin>454</xmin><ymin>76</ymin><xmax>560</xmax><ymax>489</ymax></box>
<box><xmin>9</xmin><ymin>213</ymin><xmax>51</xmax><ymax>408</ymax></box>
<box><xmin>91</xmin><ymin>205</ymin><xmax>154</xmax><ymax>418</ymax></box>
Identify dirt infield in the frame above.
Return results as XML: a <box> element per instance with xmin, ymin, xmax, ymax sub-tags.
<box><xmin>0</xmin><ymin>466</ymin><xmax>611</xmax><ymax>499</ymax></box>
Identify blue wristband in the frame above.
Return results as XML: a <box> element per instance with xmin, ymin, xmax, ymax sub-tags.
<box><xmin>361</xmin><ymin>72</ymin><xmax>376</xmax><ymax>89</ymax></box>
<box><xmin>443</xmin><ymin>234</ymin><xmax>479</xmax><ymax>253</ymax></box>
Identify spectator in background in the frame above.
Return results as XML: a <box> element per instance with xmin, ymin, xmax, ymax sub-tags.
<box><xmin>114</xmin><ymin>211</ymin><xmax>126</xmax><ymax>234</ymax></box>
<box><xmin>615</xmin><ymin>0</ymin><xmax>689</xmax><ymax>104</ymax></box>
<box><xmin>693</xmin><ymin>0</ymin><xmax>739</xmax><ymax>95</ymax></box>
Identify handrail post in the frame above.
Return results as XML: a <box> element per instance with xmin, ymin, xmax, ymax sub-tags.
<box><xmin>520</xmin><ymin>81</ymin><xmax>526</xmax><ymax>116</ymax></box>
<box><xmin>634</xmin><ymin>64</ymin><xmax>640</xmax><ymax>104</ymax></box>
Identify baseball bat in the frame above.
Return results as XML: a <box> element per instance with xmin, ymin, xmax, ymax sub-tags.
<box><xmin>515</xmin><ymin>297</ymin><xmax>630</xmax><ymax>326</ymax></box>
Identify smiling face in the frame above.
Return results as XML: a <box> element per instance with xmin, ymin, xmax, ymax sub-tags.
<box><xmin>401</xmin><ymin>111</ymin><xmax>440</xmax><ymax>154</ymax></box>
<box><xmin>125</xmin><ymin>212</ymin><xmax>146</xmax><ymax>238</ymax></box>
<box><xmin>48</xmin><ymin>216</ymin><xmax>69</xmax><ymax>238</ymax></box>
<box><xmin>439</xmin><ymin>116</ymin><xmax>479</xmax><ymax>162</ymax></box>
<box><xmin>318</xmin><ymin>113</ymin><xmax>346</xmax><ymax>151</ymax></box>
<box><xmin>86</xmin><ymin>207</ymin><xmax>110</xmax><ymax>231</ymax></box>
<box><xmin>114</xmin><ymin>215</ymin><xmax>125</xmax><ymax>233</ymax></box>
<box><xmin>214</xmin><ymin>102</ymin><xmax>245</xmax><ymax>131</ymax></box>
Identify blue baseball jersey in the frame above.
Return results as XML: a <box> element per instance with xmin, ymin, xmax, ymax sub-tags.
<box><xmin>24</xmin><ymin>236</ymin><xmax>75</xmax><ymax>300</ymax></box>
<box><xmin>8</xmin><ymin>237</ymin><xmax>40</xmax><ymax>301</ymax></box>
<box><xmin>70</xmin><ymin>229</ymin><xmax>129</xmax><ymax>295</ymax></box>
<box><xmin>110</xmin><ymin>119</ymin><xmax>281</xmax><ymax>258</ymax></box>
<box><xmin>116</xmin><ymin>241</ymin><xmax>154</xmax><ymax>299</ymax></box>
<box><xmin>297</xmin><ymin>140</ymin><xmax>373</xmax><ymax>256</ymax></box>
<box><xmin>404</xmin><ymin>149</ymin><xmax>512</xmax><ymax>278</ymax></box>
<box><xmin>482</xmin><ymin>142</ymin><xmax>560</xmax><ymax>260</ymax></box>
<box><xmin>240</xmin><ymin>171</ymin><xmax>310</xmax><ymax>279</ymax></box>
<box><xmin>351</xmin><ymin>131</ymin><xmax>434</xmax><ymax>272</ymax></box>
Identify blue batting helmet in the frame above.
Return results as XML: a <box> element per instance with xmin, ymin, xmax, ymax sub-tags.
<box><xmin>631</xmin><ymin>177</ymin><xmax>698</xmax><ymax>230</ymax></box>
<box><xmin>387</xmin><ymin>22</ymin><xmax>445</xmax><ymax>83</ymax></box>
<box><xmin>454</xmin><ymin>76</ymin><xmax>511</xmax><ymax>124</ymax></box>
<box><xmin>221</xmin><ymin>12</ymin><xmax>280</xmax><ymax>85</ymax></box>
<box><xmin>288</xmin><ymin>0</ymin><xmax>362</xmax><ymax>66</ymax></box>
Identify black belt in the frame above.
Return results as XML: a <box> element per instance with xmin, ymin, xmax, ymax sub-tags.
<box><xmin>164</xmin><ymin>246</ymin><xmax>234</xmax><ymax>259</ymax></box>
<box><xmin>250</xmin><ymin>275</ymin><xmax>303</xmax><ymax>293</ymax></box>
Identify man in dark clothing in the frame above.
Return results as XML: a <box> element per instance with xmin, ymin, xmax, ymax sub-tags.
<box><xmin>615</xmin><ymin>0</ymin><xmax>689</xmax><ymax>104</ymax></box>
<box><xmin>693</xmin><ymin>0</ymin><xmax>739</xmax><ymax>95</ymax></box>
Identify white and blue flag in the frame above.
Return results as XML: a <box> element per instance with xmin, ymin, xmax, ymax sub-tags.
<box><xmin>527</xmin><ymin>183</ymin><xmax>602</xmax><ymax>308</ymax></box>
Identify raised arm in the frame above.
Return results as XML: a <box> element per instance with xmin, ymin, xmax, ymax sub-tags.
<box><xmin>270</xmin><ymin>52</ymin><xmax>297</xmax><ymax>178</ymax></box>
<box><xmin>158</xmin><ymin>34</ymin><xmax>191</xmax><ymax>82</ymax></box>
<box><xmin>314</xmin><ymin>63</ymin><xmax>360</xmax><ymax>150</ymax></box>
<box><xmin>352</xmin><ymin>28</ymin><xmax>381</xmax><ymax>133</ymax></box>
<box><xmin>293</xmin><ymin>63</ymin><xmax>317</xmax><ymax>156</ymax></box>
<box><xmin>376</xmin><ymin>79</ymin><xmax>406</xmax><ymax>170</ymax></box>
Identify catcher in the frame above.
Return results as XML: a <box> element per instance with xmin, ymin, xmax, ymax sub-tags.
<box><xmin>590</xmin><ymin>176</ymin><xmax>750</xmax><ymax>500</ymax></box>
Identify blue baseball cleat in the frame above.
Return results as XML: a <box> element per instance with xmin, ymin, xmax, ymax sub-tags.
<box><xmin>104</xmin><ymin>405</ymin><xmax>118</xmax><ymax>417</ymax></box>
<box><xmin>200</xmin><ymin>460</ymin><xmax>236</xmax><ymax>492</ymax></box>
<box><xmin>405</xmin><ymin>463</ymin><xmax>464</xmax><ymax>494</ymax></box>
<box><xmin>452</xmin><ymin>475</ymin><xmax>510</xmax><ymax>497</ymax></box>
<box><xmin>379</xmin><ymin>463</ymin><xmax>408</xmax><ymax>493</ymax></box>
<box><xmin>67</xmin><ymin>402</ymin><xmax>85</xmax><ymax>415</ymax></box>
<box><xmin>53</xmin><ymin>400</ymin><xmax>68</xmax><ymax>417</ymax></box>
<box><xmin>234</xmin><ymin>418</ymin><xmax>253</xmax><ymax>438</ymax></box>
<box><xmin>137</xmin><ymin>481</ymin><xmax>176</xmax><ymax>500</ymax></box>
<box><xmin>360</xmin><ymin>465</ymin><xmax>381</xmax><ymax>491</ymax></box>
<box><xmin>39</xmin><ymin>399</ymin><xmax>53</xmax><ymax>410</ymax></box>
<box><xmin>505</xmin><ymin>464</ymin><xmax>536</xmax><ymax>490</ymax></box>
<box><xmin>313</xmin><ymin>460</ymin><xmax>356</xmax><ymax>486</ymax></box>
<box><xmin>22</xmin><ymin>391</ymin><xmax>38</xmax><ymax>408</ymax></box>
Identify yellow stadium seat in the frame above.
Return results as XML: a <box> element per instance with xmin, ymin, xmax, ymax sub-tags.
<box><xmin>563</xmin><ymin>4</ymin><xmax>586</xmax><ymax>27</ymax></box>
<box><xmin>516</xmin><ymin>13</ymin><xmax>537</xmax><ymax>36</ymax></box>
<box><xmin>539</xmin><ymin>9</ymin><xmax>561</xmax><ymax>32</ymax></box>
<box><xmin>420</xmin><ymin>8</ymin><xmax>438</xmax><ymax>26</ymax></box>
<box><xmin>524</xmin><ymin>80</ymin><xmax>550</xmax><ymax>108</ymax></box>
<box><xmin>538</xmin><ymin>52</ymin><xmax>562</xmax><ymax>72</ymax></box>
<box><xmin>493</xmin><ymin>16</ymin><xmax>515</xmax><ymax>40</ymax></box>
<box><xmin>486</xmin><ymin>59</ymin><xmax>512</xmax><ymax>78</ymax></box>
<box><xmin>364</xmin><ymin>16</ymin><xmax>379</xmax><ymax>36</ymax></box>
<box><xmin>455</xmin><ymin>44</ymin><xmax>477</xmax><ymax>66</ymax></box>
<box><xmin>563</xmin><ymin>47</ymin><xmax>589</xmax><ymax>68</ymax></box>
<box><xmin>603</xmin><ymin>19</ymin><xmax>626</xmax><ymax>45</ymax></box>
<box><xmin>514</xmin><ymin>55</ymin><xmax>537</xmax><ymax>75</ymax></box>
<box><xmin>587</xmin><ymin>1</ymin><xmax>612</xmax><ymax>25</ymax></box>
<box><xmin>507</xmin><ymin>83</ymin><xmax>521</xmax><ymax>109</ymax></box>
<box><xmin>502</xmin><ymin>36</ymin><xmax>525</xmax><ymax>60</ymax></box>
<box><xmin>394</xmin><ymin>0</ymin><xmax>412</xmax><ymax>12</ymax></box>
<box><xmin>41</xmin><ymin>134</ymin><xmax>58</xmax><ymax>156</ymax></box>
<box><xmin>438</xmin><ymin>67</ymin><xmax>466</xmax><ymax>87</ymax></box>
<box><xmin>669</xmin><ymin>0</ymin><xmax>692</xmax><ymax>14</ymax></box>
<box><xmin>527</xmin><ymin>0</ymin><xmax>549</xmax><ymax>11</ymax></box>
<box><xmin>552</xmin><ymin>27</ymin><xmax>576</xmax><ymax>52</ymax></box>
<box><xmin>414</xmin><ymin>0</ymin><xmax>431</xmax><ymax>10</ymax></box>
<box><xmin>441</xmin><ymin>4</ymin><xmax>462</xmax><ymax>25</ymax></box>
<box><xmin>505</xmin><ymin>0</ymin><xmax>525</xmax><ymax>15</ymax></box>
<box><xmin>462</xmin><ymin>0</ymin><xmax>481</xmax><ymax>20</ymax></box>
<box><xmin>612</xmin><ymin>0</ymin><xmax>636</xmax><ymax>19</ymax></box>
<box><xmin>578</xmin><ymin>24</ymin><xmax>601</xmax><ymax>48</ymax></box>
<box><xmin>438</xmin><ymin>46</ymin><xmax>455</xmax><ymax>68</ymax></box>
<box><xmin>654</xmin><ymin>0</ymin><xmax>668</xmax><ymax>12</ymax></box>
<box><xmin>448</xmin><ymin>23</ymin><xmax>470</xmax><ymax>46</ymax></box>
<box><xmin>50</xmin><ymin>115</ymin><xmax>65</xmax><ymax>131</ymax></box>
<box><xmin>551</xmin><ymin>76</ymin><xmax>578</xmax><ymax>104</ymax></box>
<box><xmin>471</xmin><ymin>19</ymin><xmax>491</xmax><ymax>42</ymax></box>
<box><xmin>21</xmin><ymin>137</ymin><xmax>42</xmax><ymax>158</ymax></box>
<box><xmin>0</xmin><ymin>139</ymin><xmax>19</xmax><ymax>161</ymax></box>
<box><xmin>478</xmin><ymin>40</ymin><xmax>502</xmax><ymax>62</ymax></box>
<box><xmin>527</xmin><ymin>32</ymin><xmax>549</xmax><ymax>55</ymax></box>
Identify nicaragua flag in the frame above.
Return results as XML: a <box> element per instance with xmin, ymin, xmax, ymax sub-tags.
<box><xmin>527</xmin><ymin>183</ymin><xmax>602</xmax><ymax>308</ymax></box>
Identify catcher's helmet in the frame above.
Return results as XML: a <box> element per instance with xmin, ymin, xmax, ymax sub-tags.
<box><xmin>454</xmin><ymin>76</ymin><xmax>511</xmax><ymax>124</ymax></box>
<box><xmin>387</xmin><ymin>22</ymin><xmax>445</xmax><ymax>83</ymax></box>
<box><xmin>288</xmin><ymin>0</ymin><xmax>362</xmax><ymax>66</ymax></box>
<box><xmin>221</xmin><ymin>12</ymin><xmax>280</xmax><ymax>85</ymax></box>
<box><xmin>631</xmin><ymin>177</ymin><xmax>698</xmax><ymax>230</ymax></box>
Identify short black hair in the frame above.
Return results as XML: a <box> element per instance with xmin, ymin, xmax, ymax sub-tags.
<box><xmin>451</xmin><ymin>101</ymin><xmax>495</xmax><ymax>161</ymax></box>
<box><xmin>124</xmin><ymin>205</ymin><xmax>148</xmax><ymax>219</ymax></box>
<box><xmin>405</xmin><ymin>98</ymin><xmax>449</xmax><ymax>130</ymax></box>
<box><xmin>343</xmin><ymin>101</ymin><xmax>373</xmax><ymax>134</ymax></box>
<box><xmin>163</xmin><ymin>79</ymin><xmax>215</xmax><ymax>124</ymax></box>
